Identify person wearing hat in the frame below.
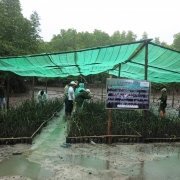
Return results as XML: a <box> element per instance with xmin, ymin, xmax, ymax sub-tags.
<box><xmin>157</xmin><ymin>88</ymin><xmax>167</xmax><ymax>117</ymax></box>
<box><xmin>75</xmin><ymin>82</ymin><xmax>85</xmax><ymax>95</ymax></box>
<box><xmin>75</xmin><ymin>89</ymin><xmax>92</xmax><ymax>112</ymax></box>
<box><xmin>67</xmin><ymin>81</ymin><xmax>77</xmax><ymax>117</ymax></box>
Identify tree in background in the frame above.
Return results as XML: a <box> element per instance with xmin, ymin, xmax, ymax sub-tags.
<box><xmin>126</xmin><ymin>30</ymin><xmax>137</xmax><ymax>42</ymax></box>
<box><xmin>154</xmin><ymin>37</ymin><xmax>161</xmax><ymax>45</ymax></box>
<box><xmin>173</xmin><ymin>33</ymin><xmax>180</xmax><ymax>51</ymax></box>
<box><xmin>46</xmin><ymin>28</ymin><xmax>138</xmax><ymax>53</ymax></box>
<box><xmin>141</xmin><ymin>32</ymin><xmax>148</xmax><ymax>40</ymax></box>
<box><xmin>0</xmin><ymin>0</ymin><xmax>42</xmax><ymax>93</ymax></box>
<box><xmin>110</xmin><ymin>31</ymin><xmax>121</xmax><ymax>44</ymax></box>
<box><xmin>1</xmin><ymin>0</ymin><xmax>180</xmax><ymax>93</ymax></box>
<box><xmin>0</xmin><ymin>0</ymin><xmax>41</xmax><ymax>56</ymax></box>
<box><xmin>93</xmin><ymin>29</ymin><xmax>111</xmax><ymax>46</ymax></box>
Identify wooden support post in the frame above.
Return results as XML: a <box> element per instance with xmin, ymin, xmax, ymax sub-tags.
<box><xmin>142</xmin><ymin>41</ymin><xmax>148</xmax><ymax>143</ymax></box>
<box><xmin>46</xmin><ymin>78</ymin><xmax>47</xmax><ymax>93</ymax></box>
<box><xmin>108</xmin><ymin>109</ymin><xmax>112</xmax><ymax>144</ymax></box>
<box><xmin>108</xmin><ymin>75</ymin><xmax>112</xmax><ymax>144</ymax></box>
<box><xmin>6</xmin><ymin>73</ymin><xmax>10</xmax><ymax>109</ymax></box>
<box><xmin>172</xmin><ymin>91</ymin><xmax>174</xmax><ymax>108</ymax></box>
<box><xmin>101</xmin><ymin>85</ymin><xmax>103</xmax><ymax>101</ymax></box>
<box><xmin>32</xmin><ymin>77</ymin><xmax>35</xmax><ymax>100</ymax></box>
<box><xmin>101</xmin><ymin>73</ymin><xmax>103</xmax><ymax>101</ymax></box>
<box><xmin>118</xmin><ymin>64</ymin><xmax>121</xmax><ymax>78</ymax></box>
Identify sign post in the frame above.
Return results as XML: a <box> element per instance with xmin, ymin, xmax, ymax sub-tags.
<box><xmin>108</xmin><ymin>75</ymin><xmax>112</xmax><ymax>144</ymax></box>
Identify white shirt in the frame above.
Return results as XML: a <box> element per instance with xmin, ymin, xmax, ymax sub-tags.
<box><xmin>68</xmin><ymin>86</ymin><xmax>75</xmax><ymax>100</ymax></box>
<box><xmin>36</xmin><ymin>91</ymin><xmax>48</xmax><ymax>103</ymax></box>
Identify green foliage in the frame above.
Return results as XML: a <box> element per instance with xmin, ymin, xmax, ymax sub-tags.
<box><xmin>173</xmin><ymin>32</ymin><xmax>180</xmax><ymax>51</ymax></box>
<box><xmin>68</xmin><ymin>101</ymin><xmax>180</xmax><ymax>138</ymax></box>
<box><xmin>0</xmin><ymin>0</ymin><xmax>41</xmax><ymax>56</ymax></box>
<box><xmin>0</xmin><ymin>98</ymin><xmax>64</xmax><ymax>138</ymax></box>
<box><xmin>141</xmin><ymin>32</ymin><xmax>148</xmax><ymax>40</ymax></box>
<box><xmin>47</xmin><ymin>29</ymin><xmax>139</xmax><ymax>53</ymax></box>
<box><xmin>0</xmin><ymin>0</ymin><xmax>179</xmax><ymax>91</ymax></box>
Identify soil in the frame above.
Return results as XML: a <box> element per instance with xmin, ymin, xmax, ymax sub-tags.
<box><xmin>0</xmin><ymin>86</ymin><xmax>180</xmax><ymax>180</ymax></box>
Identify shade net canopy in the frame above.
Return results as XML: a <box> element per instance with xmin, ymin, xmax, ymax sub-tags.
<box><xmin>0</xmin><ymin>39</ymin><xmax>180</xmax><ymax>83</ymax></box>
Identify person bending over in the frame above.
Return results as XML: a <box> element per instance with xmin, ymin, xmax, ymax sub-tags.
<box><xmin>75</xmin><ymin>89</ymin><xmax>92</xmax><ymax>112</ymax></box>
<box><xmin>36</xmin><ymin>90</ymin><xmax>48</xmax><ymax>107</ymax></box>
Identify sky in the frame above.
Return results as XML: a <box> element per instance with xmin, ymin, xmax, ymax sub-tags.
<box><xmin>20</xmin><ymin>0</ymin><xmax>180</xmax><ymax>45</ymax></box>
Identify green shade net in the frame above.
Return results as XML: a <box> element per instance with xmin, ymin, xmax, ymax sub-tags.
<box><xmin>1</xmin><ymin>39</ymin><xmax>180</xmax><ymax>83</ymax></box>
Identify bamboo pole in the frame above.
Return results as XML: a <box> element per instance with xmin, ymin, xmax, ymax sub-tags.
<box><xmin>142</xmin><ymin>41</ymin><xmax>148</xmax><ymax>142</ymax></box>
<box><xmin>6</xmin><ymin>73</ymin><xmax>10</xmax><ymax>109</ymax></box>
<box><xmin>172</xmin><ymin>91</ymin><xmax>174</xmax><ymax>108</ymax></box>
<box><xmin>67</xmin><ymin>135</ymin><xmax>142</xmax><ymax>139</ymax></box>
<box><xmin>32</xmin><ymin>77</ymin><xmax>35</xmax><ymax>100</ymax></box>
<box><xmin>46</xmin><ymin>78</ymin><xmax>47</xmax><ymax>93</ymax></box>
<box><xmin>108</xmin><ymin>74</ymin><xmax>112</xmax><ymax>144</ymax></box>
<box><xmin>101</xmin><ymin>85</ymin><xmax>103</xmax><ymax>101</ymax></box>
<box><xmin>101</xmin><ymin>73</ymin><xmax>104</xmax><ymax>101</ymax></box>
<box><xmin>118</xmin><ymin>64</ymin><xmax>121</xmax><ymax>78</ymax></box>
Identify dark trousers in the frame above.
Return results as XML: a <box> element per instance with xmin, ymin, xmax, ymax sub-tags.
<box><xmin>64</xmin><ymin>97</ymin><xmax>68</xmax><ymax>115</ymax></box>
<box><xmin>67</xmin><ymin>100</ymin><xmax>73</xmax><ymax>115</ymax></box>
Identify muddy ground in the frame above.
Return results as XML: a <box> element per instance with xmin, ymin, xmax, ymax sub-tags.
<box><xmin>0</xmin><ymin>86</ymin><xmax>180</xmax><ymax>180</ymax></box>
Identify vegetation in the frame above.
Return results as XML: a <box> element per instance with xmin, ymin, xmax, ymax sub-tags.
<box><xmin>0</xmin><ymin>0</ymin><xmax>41</xmax><ymax>56</ymax></box>
<box><xmin>1</xmin><ymin>0</ymin><xmax>179</xmax><ymax>57</ymax></box>
<box><xmin>0</xmin><ymin>98</ymin><xmax>64</xmax><ymax>138</ymax></box>
<box><xmin>1</xmin><ymin>1</ymin><xmax>180</xmax><ymax>94</ymax></box>
<box><xmin>68</xmin><ymin>101</ymin><xmax>180</xmax><ymax>138</ymax></box>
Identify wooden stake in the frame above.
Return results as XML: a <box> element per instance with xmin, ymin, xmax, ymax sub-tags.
<box><xmin>108</xmin><ymin>74</ymin><xmax>112</xmax><ymax>144</ymax></box>
<box><xmin>32</xmin><ymin>77</ymin><xmax>34</xmax><ymax>100</ymax></box>
<box><xmin>46</xmin><ymin>77</ymin><xmax>47</xmax><ymax>93</ymax></box>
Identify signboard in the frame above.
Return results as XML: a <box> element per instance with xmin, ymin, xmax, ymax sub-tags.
<box><xmin>106</xmin><ymin>78</ymin><xmax>151</xmax><ymax>110</ymax></box>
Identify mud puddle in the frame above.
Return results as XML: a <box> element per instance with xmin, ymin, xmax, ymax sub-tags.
<box><xmin>1</xmin><ymin>146</ymin><xmax>180</xmax><ymax>180</ymax></box>
<box><xmin>55</xmin><ymin>154</ymin><xmax>111</xmax><ymax>170</ymax></box>
<box><xmin>144</xmin><ymin>155</ymin><xmax>180</xmax><ymax>179</ymax></box>
<box><xmin>0</xmin><ymin>155</ymin><xmax>55</xmax><ymax>179</ymax></box>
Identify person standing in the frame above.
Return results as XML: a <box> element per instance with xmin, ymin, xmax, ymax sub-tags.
<box><xmin>67</xmin><ymin>81</ymin><xmax>77</xmax><ymax>117</ymax></box>
<box><xmin>36</xmin><ymin>90</ymin><xmax>48</xmax><ymax>107</ymax></box>
<box><xmin>0</xmin><ymin>80</ymin><xmax>6</xmax><ymax>111</ymax></box>
<box><xmin>157</xmin><ymin>88</ymin><xmax>167</xmax><ymax>117</ymax></box>
<box><xmin>64</xmin><ymin>82</ymin><xmax>70</xmax><ymax>116</ymax></box>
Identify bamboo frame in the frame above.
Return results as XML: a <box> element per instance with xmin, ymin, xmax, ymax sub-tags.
<box><xmin>142</xmin><ymin>40</ymin><xmax>148</xmax><ymax>142</ymax></box>
<box><xmin>0</xmin><ymin>110</ymin><xmax>59</xmax><ymax>144</ymax></box>
<box><xmin>32</xmin><ymin>77</ymin><xmax>35</xmax><ymax>99</ymax></box>
<box><xmin>45</xmin><ymin>77</ymin><xmax>47</xmax><ymax>93</ymax></box>
<box><xmin>67</xmin><ymin>135</ymin><xmax>142</xmax><ymax>139</ymax></box>
<box><xmin>6</xmin><ymin>73</ymin><xmax>10</xmax><ymax>109</ymax></box>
